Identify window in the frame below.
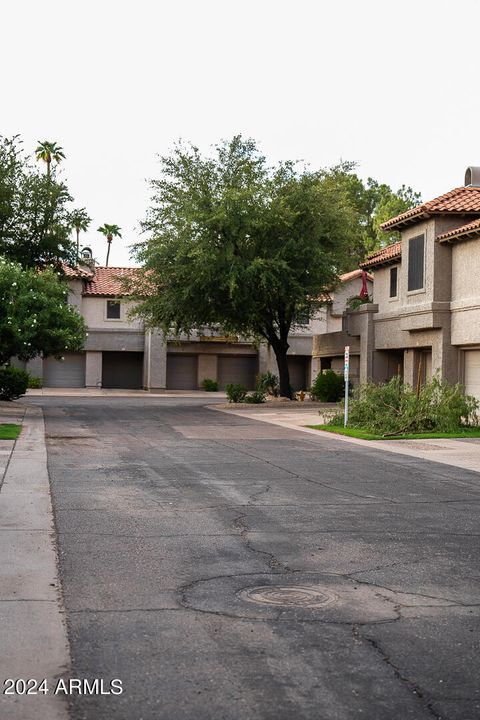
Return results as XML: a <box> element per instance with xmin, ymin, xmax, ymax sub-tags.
<box><xmin>106</xmin><ymin>300</ymin><xmax>121</xmax><ymax>319</ymax></box>
<box><xmin>407</xmin><ymin>234</ymin><xmax>425</xmax><ymax>292</ymax></box>
<box><xmin>389</xmin><ymin>266</ymin><xmax>398</xmax><ymax>298</ymax></box>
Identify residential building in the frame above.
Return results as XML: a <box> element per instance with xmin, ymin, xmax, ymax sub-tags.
<box><xmin>20</xmin><ymin>264</ymin><xmax>368</xmax><ymax>390</ymax></box>
<box><xmin>313</xmin><ymin>167</ymin><xmax>480</xmax><ymax>401</ymax></box>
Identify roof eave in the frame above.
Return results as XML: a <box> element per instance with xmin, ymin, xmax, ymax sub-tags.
<box><xmin>438</xmin><ymin>229</ymin><xmax>480</xmax><ymax>244</ymax></box>
<box><xmin>380</xmin><ymin>210</ymin><xmax>430</xmax><ymax>231</ymax></box>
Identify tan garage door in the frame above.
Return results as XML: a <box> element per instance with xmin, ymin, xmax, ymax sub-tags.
<box><xmin>464</xmin><ymin>350</ymin><xmax>480</xmax><ymax>401</ymax></box>
<box><xmin>217</xmin><ymin>356</ymin><xmax>257</xmax><ymax>390</ymax></box>
<box><xmin>166</xmin><ymin>354</ymin><xmax>198</xmax><ymax>390</ymax></box>
<box><xmin>43</xmin><ymin>353</ymin><xmax>85</xmax><ymax>387</ymax></box>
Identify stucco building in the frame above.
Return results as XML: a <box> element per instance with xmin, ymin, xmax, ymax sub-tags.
<box><xmin>313</xmin><ymin>167</ymin><xmax>480</xmax><ymax>400</ymax></box>
<box><xmin>22</xmin><ymin>264</ymin><xmax>367</xmax><ymax>391</ymax></box>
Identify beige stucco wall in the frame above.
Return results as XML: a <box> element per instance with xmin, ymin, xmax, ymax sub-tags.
<box><xmin>82</xmin><ymin>297</ymin><xmax>143</xmax><ymax>330</ymax></box>
<box><xmin>450</xmin><ymin>237</ymin><xmax>480</xmax><ymax>346</ymax></box>
<box><xmin>68</xmin><ymin>280</ymin><xmax>84</xmax><ymax>312</ymax></box>
<box><xmin>85</xmin><ymin>351</ymin><xmax>102</xmax><ymax>387</ymax></box>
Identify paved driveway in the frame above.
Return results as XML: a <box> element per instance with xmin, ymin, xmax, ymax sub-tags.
<box><xmin>31</xmin><ymin>397</ymin><xmax>480</xmax><ymax>720</ymax></box>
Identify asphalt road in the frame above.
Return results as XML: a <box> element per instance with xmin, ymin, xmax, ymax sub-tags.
<box><xmin>31</xmin><ymin>397</ymin><xmax>480</xmax><ymax>720</ymax></box>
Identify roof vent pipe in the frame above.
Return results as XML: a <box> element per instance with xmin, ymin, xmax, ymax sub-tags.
<box><xmin>464</xmin><ymin>167</ymin><xmax>480</xmax><ymax>186</ymax></box>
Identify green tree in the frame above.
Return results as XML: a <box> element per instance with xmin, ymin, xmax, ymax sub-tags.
<box><xmin>97</xmin><ymin>223</ymin><xmax>122</xmax><ymax>266</ymax></box>
<box><xmin>69</xmin><ymin>208</ymin><xmax>91</xmax><ymax>262</ymax></box>
<box><xmin>0</xmin><ymin>257</ymin><xmax>86</xmax><ymax>365</ymax></box>
<box><xmin>131</xmin><ymin>136</ymin><xmax>357</xmax><ymax>398</ymax></box>
<box><xmin>328</xmin><ymin>163</ymin><xmax>421</xmax><ymax>266</ymax></box>
<box><xmin>35</xmin><ymin>140</ymin><xmax>65</xmax><ymax>177</ymax></box>
<box><xmin>0</xmin><ymin>136</ymin><xmax>77</xmax><ymax>268</ymax></box>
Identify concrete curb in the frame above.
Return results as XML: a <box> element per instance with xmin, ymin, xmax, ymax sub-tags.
<box><xmin>0</xmin><ymin>406</ymin><xmax>70</xmax><ymax>720</ymax></box>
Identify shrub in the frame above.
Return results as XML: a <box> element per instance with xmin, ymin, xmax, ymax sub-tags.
<box><xmin>201</xmin><ymin>378</ymin><xmax>218</xmax><ymax>391</ymax></box>
<box><xmin>225</xmin><ymin>383</ymin><xmax>247</xmax><ymax>403</ymax></box>
<box><xmin>329</xmin><ymin>375</ymin><xmax>479</xmax><ymax>435</ymax></box>
<box><xmin>347</xmin><ymin>295</ymin><xmax>371</xmax><ymax>310</ymax></box>
<box><xmin>0</xmin><ymin>365</ymin><xmax>30</xmax><ymax>401</ymax></box>
<box><xmin>27</xmin><ymin>375</ymin><xmax>43</xmax><ymax>389</ymax></box>
<box><xmin>310</xmin><ymin>370</ymin><xmax>344</xmax><ymax>402</ymax></box>
<box><xmin>256</xmin><ymin>372</ymin><xmax>279</xmax><ymax>396</ymax></box>
<box><xmin>244</xmin><ymin>390</ymin><xmax>266</xmax><ymax>404</ymax></box>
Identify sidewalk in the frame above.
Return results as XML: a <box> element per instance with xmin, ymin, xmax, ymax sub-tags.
<box><xmin>26</xmin><ymin>388</ymin><xmax>228</xmax><ymax>398</ymax></box>
<box><xmin>0</xmin><ymin>404</ymin><xmax>70</xmax><ymax>720</ymax></box>
<box><xmin>211</xmin><ymin>404</ymin><xmax>480</xmax><ymax>474</ymax></box>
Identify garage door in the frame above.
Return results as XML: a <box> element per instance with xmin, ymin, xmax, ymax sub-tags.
<box><xmin>102</xmin><ymin>352</ymin><xmax>144</xmax><ymax>389</ymax></box>
<box><xmin>166</xmin><ymin>354</ymin><xmax>198</xmax><ymax>390</ymax></box>
<box><xmin>217</xmin><ymin>356</ymin><xmax>257</xmax><ymax>390</ymax></box>
<box><xmin>43</xmin><ymin>353</ymin><xmax>85</xmax><ymax>388</ymax></box>
<box><xmin>288</xmin><ymin>356</ymin><xmax>309</xmax><ymax>391</ymax></box>
<box><xmin>464</xmin><ymin>350</ymin><xmax>480</xmax><ymax>401</ymax></box>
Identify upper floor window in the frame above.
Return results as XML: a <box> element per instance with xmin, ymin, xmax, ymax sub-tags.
<box><xmin>407</xmin><ymin>234</ymin><xmax>425</xmax><ymax>292</ymax></box>
<box><xmin>106</xmin><ymin>300</ymin><xmax>121</xmax><ymax>319</ymax></box>
<box><xmin>389</xmin><ymin>266</ymin><xmax>398</xmax><ymax>298</ymax></box>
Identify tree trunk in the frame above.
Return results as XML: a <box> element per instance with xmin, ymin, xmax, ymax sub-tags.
<box><xmin>270</xmin><ymin>338</ymin><xmax>291</xmax><ymax>399</ymax></box>
<box><xmin>76</xmin><ymin>228</ymin><xmax>80</xmax><ymax>263</ymax></box>
<box><xmin>106</xmin><ymin>239</ymin><xmax>111</xmax><ymax>267</ymax></box>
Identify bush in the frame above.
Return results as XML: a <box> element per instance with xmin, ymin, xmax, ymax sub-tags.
<box><xmin>0</xmin><ymin>365</ymin><xmax>30</xmax><ymax>400</ymax></box>
<box><xmin>329</xmin><ymin>375</ymin><xmax>479</xmax><ymax>435</ymax></box>
<box><xmin>27</xmin><ymin>375</ymin><xmax>43</xmax><ymax>389</ymax></box>
<box><xmin>256</xmin><ymin>372</ymin><xmax>279</xmax><ymax>396</ymax></box>
<box><xmin>310</xmin><ymin>370</ymin><xmax>344</xmax><ymax>402</ymax></box>
<box><xmin>225</xmin><ymin>383</ymin><xmax>247</xmax><ymax>403</ymax></box>
<box><xmin>244</xmin><ymin>390</ymin><xmax>266</xmax><ymax>404</ymax></box>
<box><xmin>201</xmin><ymin>378</ymin><xmax>218</xmax><ymax>391</ymax></box>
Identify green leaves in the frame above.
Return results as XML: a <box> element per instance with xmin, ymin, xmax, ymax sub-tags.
<box><xmin>69</xmin><ymin>208</ymin><xmax>91</xmax><ymax>233</ymax></box>
<box><xmin>132</xmin><ymin>136</ymin><xmax>353</xmax><ymax>340</ymax></box>
<box><xmin>0</xmin><ymin>136</ymin><xmax>77</xmax><ymax>268</ymax></box>
<box><xmin>97</xmin><ymin>223</ymin><xmax>122</xmax><ymax>239</ymax></box>
<box><xmin>0</xmin><ymin>258</ymin><xmax>86</xmax><ymax>364</ymax></box>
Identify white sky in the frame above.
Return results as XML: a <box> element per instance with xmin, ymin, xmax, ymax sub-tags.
<box><xmin>2</xmin><ymin>0</ymin><xmax>480</xmax><ymax>266</ymax></box>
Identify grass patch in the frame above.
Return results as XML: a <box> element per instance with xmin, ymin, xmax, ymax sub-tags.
<box><xmin>306</xmin><ymin>425</ymin><xmax>480</xmax><ymax>441</ymax></box>
<box><xmin>0</xmin><ymin>424</ymin><xmax>22</xmax><ymax>440</ymax></box>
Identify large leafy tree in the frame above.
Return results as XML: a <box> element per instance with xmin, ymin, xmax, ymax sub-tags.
<box><xmin>97</xmin><ymin>223</ymin><xmax>122</xmax><ymax>266</ymax></box>
<box><xmin>0</xmin><ymin>258</ymin><xmax>86</xmax><ymax>365</ymax></box>
<box><xmin>0</xmin><ymin>136</ymin><xmax>77</xmax><ymax>268</ymax></box>
<box><xmin>329</xmin><ymin>163</ymin><xmax>421</xmax><ymax>266</ymax></box>
<box><xmin>131</xmin><ymin>136</ymin><xmax>357</xmax><ymax>397</ymax></box>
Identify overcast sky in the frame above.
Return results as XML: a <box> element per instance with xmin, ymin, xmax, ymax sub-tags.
<box><xmin>3</xmin><ymin>0</ymin><xmax>479</xmax><ymax>266</ymax></box>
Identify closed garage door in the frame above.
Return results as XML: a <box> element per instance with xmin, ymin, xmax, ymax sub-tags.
<box><xmin>43</xmin><ymin>353</ymin><xmax>85</xmax><ymax>388</ymax></box>
<box><xmin>166</xmin><ymin>354</ymin><xmax>198</xmax><ymax>390</ymax></box>
<box><xmin>464</xmin><ymin>350</ymin><xmax>480</xmax><ymax>401</ymax></box>
<box><xmin>288</xmin><ymin>356</ymin><xmax>309</xmax><ymax>391</ymax></box>
<box><xmin>102</xmin><ymin>352</ymin><xmax>144</xmax><ymax>389</ymax></box>
<box><xmin>217</xmin><ymin>356</ymin><xmax>257</xmax><ymax>390</ymax></box>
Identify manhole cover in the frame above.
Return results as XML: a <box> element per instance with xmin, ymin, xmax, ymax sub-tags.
<box><xmin>239</xmin><ymin>585</ymin><xmax>336</xmax><ymax>609</ymax></box>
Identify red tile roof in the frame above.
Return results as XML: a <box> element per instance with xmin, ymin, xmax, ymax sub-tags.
<box><xmin>82</xmin><ymin>266</ymin><xmax>140</xmax><ymax>296</ymax></box>
<box><xmin>360</xmin><ymin>241</ymin><xmax>402</xmax><ymax>269</ymax></box>
<box><xmin>381</xmin><ymin>186</ymin><xmax>480</xmax><ymax>230</ymax></box>
<box><xmin>437</xmin><ymin>217</ymin><xmax>480</xmax><ymax>243</ymax></box>
<box><xmin>62</xmin><ymin>264</ymin><xmax>94</xmax><ymax>279</ymax></box>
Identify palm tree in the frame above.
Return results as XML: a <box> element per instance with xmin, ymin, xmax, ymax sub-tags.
<box><xmin>35</xmin><ymin>140</ymin><xmax>66</xmax><ymax>176</ymax></box>
<box><xmin>69</xmin><ymin>208</ymin><xmax>91</xmax><ymax>262</ymax></box>
<box><xmin>97</xmin><ymin>223</ymin><xmax>122</xmax><ymax>267</ymax></box>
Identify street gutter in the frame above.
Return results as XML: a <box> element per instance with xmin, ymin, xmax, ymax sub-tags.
<box><xmin>209</xmin><ymin>404</ymin><xmax>480</xmax><ymax>474</ymax></box>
